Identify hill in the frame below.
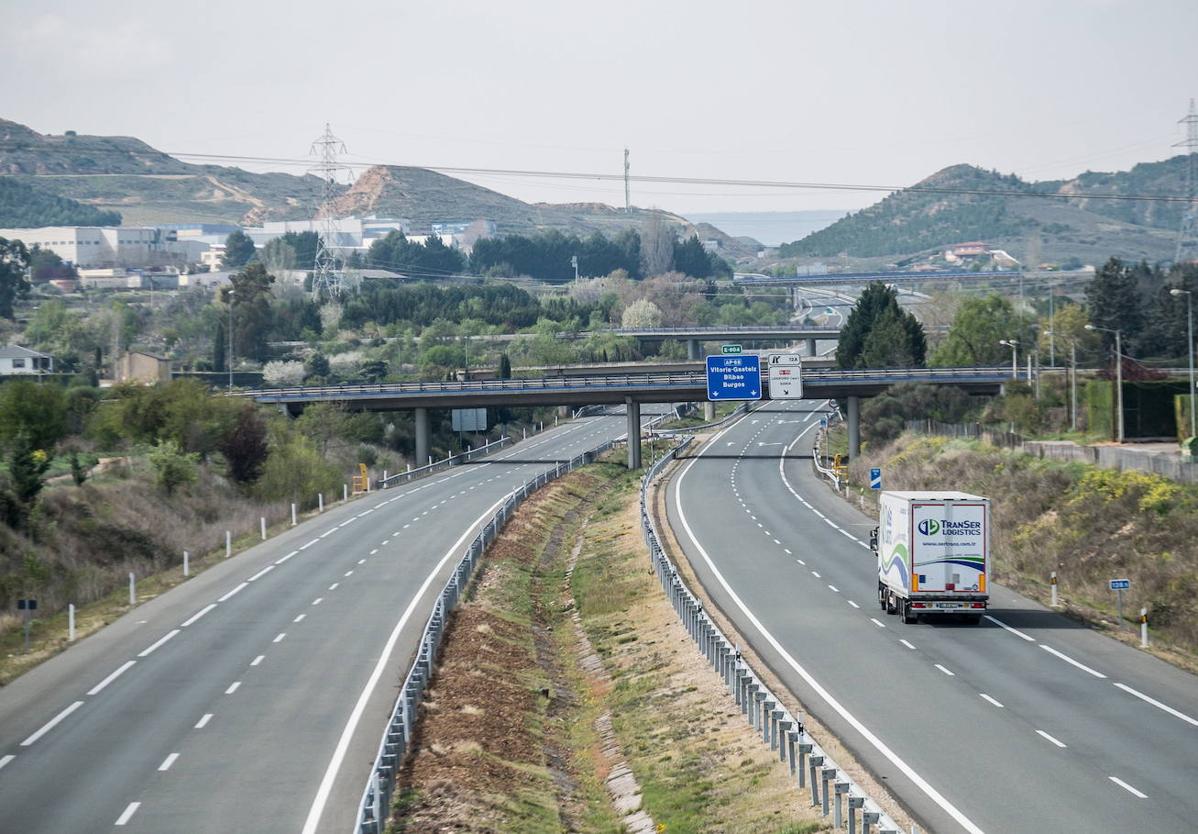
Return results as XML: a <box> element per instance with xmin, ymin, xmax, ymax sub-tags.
<box><xmin>0</xmin><ymin>177</ymin><xmax>121</xmax><ymax>228</ymax></box>
<box><xmin>0</xmin><ymin>119</ymin><xmax>758</xmax><ymax>254</ymax></box>
<box><xmin>778</xmin><ymin>162</ymin><xmax>1182</xmax><ymax>265</ymax></box>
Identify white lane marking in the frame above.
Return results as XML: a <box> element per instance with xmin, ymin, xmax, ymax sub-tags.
<box><xmin>299</xmin><ymin>539</ymin><xmax>319</xmax><ymax>550</ymax></box>
<box><xmin>369</xmin><ymin>549</ymin><xmax>378</xmax><ymax>555</ymax></box>
<box><xmin>773</xmin><ymin>538</ymin><xmax>782</xmax><ymax>545</ymax></box>
<box><xmin>312</xmin><ymin>597</ymin><xmax>323</xmax><ymax>606</ymax></box>
<box><xmin>181</xmin><ymin>603</ymin><xmax>217</xmax><ymax>627</ymax></box>
<box><xmin>935</xmin><ymin>664</ymin><xmax>955</xmax><ymax>677</ymax></box>
<box><xmin>159</xmin><ymin>752</ymin><xmax>180</xmax><ymax>771</ymax></box>
<box><xmin>300</xmin><ymin>491</ymin><xmax>515</xmax><ymax>834</ymax></box>
<box><xmin>0</xmin><ymin>754</ymin><xmax>14</xmax><ymax>771</ymax></box>
<box><xmin>1112</xmin><ymin>682</ymin><xmax>1198</xmax><ymax>727</ymax></box>
<box><xmin>328</xmin><ymin>582</ymin><xmax>339</xmax><ymax>591</ymax></box>
<box><xmin>248</xmin><ymin>565</ymin><xmax>275</xmax><ymax>582</ymax></box>
<box><xmin>1036</xmin><ymin>729</ymin><xmax>1067</xmax><ymax>748</ymax></box>
<box><xmin>20</xmin><ymin>700</ymin><xmax>84</xmax><ymax>746</ymax></box>
<box><xmin>796</xmin><ymin>558</ymin><xmax>806</xmax><ymax>566</ymax></box>
<box><xmin>115</xmin><ymin>802</ymin><xmax>141</xmax><ymax>826</ymax></box>
<box><xmin>218</xmin><ymin>582</ymin><xmax>248</xmax><ymax>602</ymax></box>
<box><xmin>847</xmin><ymin>600</ymin><xmax>860</xmax><ymax>609</ymax></box>
<box><xmin>344</xmin><ymin>570</ymin><xmax>354</xmax><ymax>577</ymax></box>
<box><xmin>251</xmin><ymin>655</ymin><xmax>265</xmax><ymax>666</ymax></box>
<box><xmin>319</xmin><ymin>529</ymin><xmax>336</xmax><ymax>538</ymax></box>
<box><xmin>827</xmin><ymin>584</ymin><xmax>839</xmax><ymax>593</ymax></box>
<box><xmin>273</xmin><ymin>633</ymin><xmax>286</xmax><ymax>643</ymax></box>
<box><xmin>784</xmin><ymin>548</ymin><xmax>792</xmax><ymax>555</ymax></box>
<box><xmin>673</xmin><ymin>440</ymin><xmax>985</xmax><ymax>834</ymax></box>
<box><xmin>979</xmin><ymin>693</ymin><xmax>1004</xmax><ymax>708</ymax></box>
<box><xmin>87</xmin><ymin>660</ymin><xmax>137</xmax><ymax>695</ymax></box>
<box><xmin>194</xmin><ymin>713</ymin><xmax>213</xmax><ymax>729</ymax></box>
<box><xmin>1040</xmin><ymin>644</ymin><xmax>1107</xmax><ymax>678</ymax></box>
<box><xmin>1109</xmin><ymin>776</ymin><xmax>1148</xmax><ymax>798</ymax></box>
<box><xmin>382</xmin><ymin>540</ymin><xmax>390</xmax><ymax>545</ymax></box>
<box><xmin>983</xmin><ymin>615</ymin><xmax>1035</xmax><ymax>642</ymax></box>
<box><xmin>138</xmin><ymin>629</ymin><xmax>181</xmax><ymax>658</ymax></box>
<box><xmin>811</xmin><ymin>570</ymin><xmax>821</xmax><ymax>578</ymax></box>
<box><xmin>276</xmin><ymin>550</ymin><xmax>300</xmax><ymax>565</ymax></box>
<box><xmin>293</xmin><ymin>614</ymin><xmax>306</xmax><ymax>623</ymax></box>
<box><xmin>899</xmin><ymin>639</ymin><xmax>917</xmax><ymax>650</ymax></box>
<box><xmin>358</xmin><ymin>558</ymin><xmax>366</xmax><ymax>565</ymax></box>
<box><xmin>225</xmin><ymin>681</ymin><xmax>242</xmax><ymax>694</ymax></box>
<box><xmin>869</xmin><ymin>618</ymin><xmax>887</xmax><ymax>629</ymax></box>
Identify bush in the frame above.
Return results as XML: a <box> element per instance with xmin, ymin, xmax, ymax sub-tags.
<box><xmin>254</xmin><ymin>427</ymin><xmax>341</xmax><ymax>504</ymax></box>
<box><xmin>148</xmin><ymin>440</ymin><xmax>198</xmax><ymax>495</ymax></box>
<box><xmin>262</xmin><ymin>360</ymin><xmax>305</xmax><ymax>386</ymax></box>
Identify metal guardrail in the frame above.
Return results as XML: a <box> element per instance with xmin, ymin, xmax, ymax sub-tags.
<box><xmin>353</xmin><ymin>437</ymin><xmax>618</xmax><ymax>833</ymax></box>
<box><xmin>650</xmin><ymin>402</ymin><xmax>753</xmax><ymax>437</ymax></box>
<box><xmin>639</xmin><ymin>435</ymin><xmax>901</xmax><ymax>834</ymax></box>
<box><xmin>375</xmin><ymin>435</ymin><xmax>512</xmax><ymax>489</ymax></box>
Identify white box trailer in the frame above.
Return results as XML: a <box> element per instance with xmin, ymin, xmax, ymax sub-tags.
<box><xmin>872</xmin><ymin>491</ymin><xmax>990</xmax><ymax>624</ymax></box>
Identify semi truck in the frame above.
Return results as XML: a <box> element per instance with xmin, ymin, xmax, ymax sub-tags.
<box><xmin>871</xmin><ymin>491</ymin><xmax>990</xmax><ymax>624</ymax></box>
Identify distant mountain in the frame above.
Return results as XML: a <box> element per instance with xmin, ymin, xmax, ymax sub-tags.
<box><xmin>0</xmin><ymin>119</ymin><xmax>758</xmax><ymax>255</ymax></box>
<box><xmin>0</xmin><ymin>177</ymin><xmax>121</xmax><ymax>228</ymax></box>
<box><xmin>778</xmin><ymin>162</ymin><xmax>1183</xmax><ymax>264</ymax></box>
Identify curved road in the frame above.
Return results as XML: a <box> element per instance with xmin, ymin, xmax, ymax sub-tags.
<box><xmin>666</xmin><ymin>401</ymin><xmax>1198</xmax><ymax>833</ymax></box>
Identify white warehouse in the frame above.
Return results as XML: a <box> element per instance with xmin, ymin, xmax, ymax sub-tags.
<box><xmin>0</xmin><ymin>226</ymin><xmax>208</xmax><ymax>268</ymax></box>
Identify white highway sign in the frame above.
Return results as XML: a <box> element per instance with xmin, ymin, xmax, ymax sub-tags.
<box><xmin>767</xmin><ymin>353</ymin><xmax>803</xmax><ymax>399</ymax></box>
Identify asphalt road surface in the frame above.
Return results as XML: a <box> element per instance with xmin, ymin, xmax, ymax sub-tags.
<box><xmin>666</xmin><ymin>400</ymin><xmax>1198</xmax><ymax>834</ymax></box>
<box><xmin>0</xmin><ymin>413</ymin><xmax>654</xmax><ymax>833</ymax></box>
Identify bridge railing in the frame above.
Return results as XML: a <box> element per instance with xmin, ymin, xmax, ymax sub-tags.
<box><xmin>375</xmin><ymin>435</ymin><xmax>512</xmax><ymax>489</ymax></box>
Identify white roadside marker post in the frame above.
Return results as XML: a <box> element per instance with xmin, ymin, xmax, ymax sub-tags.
<box><xmin>68</xmin><ymin>604</ymin><xmax>75</xmax><ymax>641</ymax></box>
<box><xmin>318</xmin><ymin>493</ymin><xmax>324</xmax><ymax>512</ymax></box>
<box><xmin>260</xmin><ymin>517</ymin><xmax>266</xmax><ymax>540</ymax></box>
<box><xmin>291</xmin><ymin>503</ymin><xmax>297</xmax><ymax>526</ymax></box>
<box><xmin>1051</xmin><ymin>571</ymin><xmax>1058</xmax><ymax>607</ymax></box>
<box><xmin>129</xmin><ymin>573</ymin><xmax>136</xmax><ymax>606</ymax></box>
<box><xmin>225</xmin><ymin>530</ymin><xmax>232</xmax><ymax>558</ymax></box>
<box><xmin>1141</xmin><ymin>608</ymin><xmax>1149</xmax><ymax>647</ymax></box>
<box><xmin>183</xmin><ymin>550</ymin><xmax>189</xmax><ymax>577</ymax></box>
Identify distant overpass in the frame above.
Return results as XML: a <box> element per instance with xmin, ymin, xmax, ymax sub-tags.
<box><xmin>242</xmin><ymin>366</ymin><xmax>1008</xmax><ymax>467</ymax></box>
<box><xmin>734</xmin><ymin>269</ymin><xmax>1094</xmax><ymax>286</ymax></box>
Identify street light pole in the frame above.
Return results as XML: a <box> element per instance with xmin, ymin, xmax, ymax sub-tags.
<box><xmin>999</xmin><ymin>339</ymin><xmax>1019</xmax><ymax>379</ymax></box>
<box><xmin>1086</xmin><ymin>324</ymin><xmax>1124</xmax><ymax>443</ymax></box>
<box><xmin>1172</xmin><ymin>288</ymin><xmax>1195</xmax><ymax>440</ymax></box>
<box><xmin>227</xmin><ymin>287</ymin><xmax>235</xmax><ymax>391</ymax></box>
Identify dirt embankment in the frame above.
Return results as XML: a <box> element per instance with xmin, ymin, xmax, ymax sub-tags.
<box><xmin>391</xmin><ymin>461</ymin><xmax>831</xmax><ymax>834</ymax></box>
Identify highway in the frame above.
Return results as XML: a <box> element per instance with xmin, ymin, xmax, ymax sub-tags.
<box><xmin>0</xmin><ymin>413</ymin><xmax>655</xmax><ymax>833</ymax></box>
<box><xmin>665</xmin><ymin>400</ymin><xmax>1198</xmax><ymax>833</ymax></box>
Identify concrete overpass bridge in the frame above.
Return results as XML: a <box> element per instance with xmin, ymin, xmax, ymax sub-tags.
<box><xmin>241</xmin><ymin>367</ymin><xmax>1007</xmax><ymax>469</ymax></box>
<box><xmin>734</xmin><ymin>269</ymin><xmax>1094</xmax><ymax>287</ymax></box>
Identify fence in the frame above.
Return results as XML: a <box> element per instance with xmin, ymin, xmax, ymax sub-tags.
<box><xmin>639</xmin><ymin>437</ymin><xmax>901</xmax><ymax>834</ymax></box>
<box><xmin>353</xmin><ymin>437</ymin><xmax>617</xmax><ymax>833</ymax></box>
<box><xmin>905</xmin><ymin>420</ymin><xmax>1198</xmax><ymax>484</ymax></box>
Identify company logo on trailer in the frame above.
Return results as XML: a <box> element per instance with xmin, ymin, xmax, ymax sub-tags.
<box><xmin>917</xmin><ymin>518</ymin><xmax>940</xmax><ymax>536</ymax></box>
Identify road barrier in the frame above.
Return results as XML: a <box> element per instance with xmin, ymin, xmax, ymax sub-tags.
<box><xmin>353</xmin><ymin>437</ymin><xmax>618</xmax><ymax>833</ymax></box>
<box><xmin>639</xmin><ymin>435</ymin><xmax>902</xmax><ymax>834</ymax></box>
<box><xmin>375</xmin><ymin>435</ymin><xmax>513</xmax><ymax>489</ymax></box>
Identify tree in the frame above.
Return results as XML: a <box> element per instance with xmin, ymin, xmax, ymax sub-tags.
<box><xmin>212</xmin><ymin>320</ymin><xmax>226</xmax><ymax>373</ymax></box>
<box><xmin>221</xmin><ymin>230</ymin><xmax>257</xmax><ymax>269</ymax></box>
<box><xmin>837</xmin><ymin>282</ymin><xmax>926</xmax><ymax>369</ymax></box>
<box><xmin>672</xmin><ymin>235</ymin><xmax>714</xmax><ymax>279</ymax></box>
<box><xmin>930</xmin><ymin>295</ymin><xmax>1023</xmax><ymax>366</ymax></box>
<box><xmin>859</xmin><ymin>307</ymin><xmax>919</xmax><ymax>368</ymax></box>
<box><xmin>260</xmin><ymin>231</ymin><xmax>319</xmax><ymax>273</ymax></box>
<box><xmin>28</xmin><ymin>245</ymin><xmax>77</xmax><ymax>282</ymax></box>
<box><xmin>0</xmin><ymin>237</ymin><xmax>32</xmax><ymax>319</ymax></box>
<box><xmin>221</xmin><ymin>405</ymin><xmax>269</xmax><ymax>484</ymax></box>
<box><xmin>1085</xmin><ymin>258</ymin><xmax>1145</xmax><ymax>352</ymax></box>
<box><xmin>498</xmin><ymin>354</ymin><xmax>512</xmax><ymax>379</ymax></box>
<box><xmin>7</xmin><ymin>436</ymin><xmax>50</xmax><ymax>523</ymax></box>
<box><xmin>148</xmin><ymin>439</ymin><xmax>199</xmax><ymax>495</ymax></box>
<box><xmin>640</xmin><ymin>214</ymin><xmax>674</xmax><ymax>277</ymax></box>
<box><xmin>621</xmin><ymin>298</ymin><xmax>664</xmax><ymax>328</ymax></box>
<box><xmin>0</xmin><ymin>380</ymin><xmax>67</xmax><ymax>452</ymax></box>
<box><xmin>222</xmin><ymin>262</ymin><xmax>275</xmax><ymax>361</ymax></box>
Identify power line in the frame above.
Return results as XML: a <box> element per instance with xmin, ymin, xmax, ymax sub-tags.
<box><xmin>1175</xmin><ymin>99</ymin><xmax>1198</xmax><ymax>263</ymax></box>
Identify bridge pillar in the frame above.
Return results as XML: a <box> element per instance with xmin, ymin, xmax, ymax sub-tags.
<box><xmin>414</xmin><ymin>407</ymin><xmax>431</xmax><ymax>467</ymax></box>
<box><xmin>704</xmin><ymin>401</ymin><xmax>715</xmax><ymax>421</ymax></box>
<box><xmin>687</xmin><ymin>339</ymin><xmax>701</xmax><ymax>361</ymax></box>
<box><xmin>806</xmin><ymin>338</ymin><xmax>817</xmax><ymax>357</ymax></box>
<box><xmin>846</xmin><ymin>396</ymin><xmax>860</xmax><ymax>460</ymax></box>
<box><xmin>625</xmin><ymin>397</ymin><xmax>641</xmax><ymax>469</ymax></box>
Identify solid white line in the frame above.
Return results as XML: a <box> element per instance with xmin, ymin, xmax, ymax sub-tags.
<box><xmin>847</xmin><ymin>600</ymin><xmax>860</xmax><ymax>609</ymax></box>
<box><xmin>87</xmin><ymin>660</ymin><xmax>137</xmax><ymax>695</ymax></box>
<box><xmin>1040</xmin><ymin>644</ymin><xmax>1107</xmax><ymax>678</ymax></box>
<box><xmin>0</xmin><ymin>754</ymin><xmax>13</xmax><ymax>770</ymax></box>
<box><xmin>181</xmin><ymin>603</ymin><xmax>217</xmax><ymax>627</ymax></box>
<box><xmin>247</xmin><ymin>565</ymin><xmax>275</xmax><ymax>582</ymax></box>
<box><xmin>218</xmin><ymin>582</ymin><xmax>248</xmax><ymax>602</ymax></box>
<box><xmin>158</xmin><ymin>752</ymin><xmax>179</xmax><ymax>771</ymax></box>
<box><xmin>899</xmin><ymin>639</ymin><xmax>917</xmax><ymax>650</ymax></box>
<box><xmin>251</xmin><ymin>655</ymin><xmax>265</xmax><ymax>666</ymax></box>
<box><xmin>1109</xmin><ymin>776</ymin><xmax>1148</xmax><ymax>798</ymax></box>
<box><xmin>979</xmin><ymin>693</ymin><xmax>1004</xmax><ymax>708</ymax></box>
<box><xmin>194</xmin><ymin>713</ymin><xmax>213</xmax><ymax>729</ymax></box>
<box><xmin>983</xmin><ymin>615</ymin><xmax>1035</xmax><ymax>642</ymax></box>
<box><xmin>1036</xmin><ymin>729</ymin><xmax>1067</xmax><ymax>748</ymax></box>
<box><xmin>225</xmin><ymin>681</ymin><xmax>241</xmax><ymax>694</ymax></box>
<box><xmin>115</xmin><ymin>802</ymin><xmax>141</xmax><ymax>826</ymax></box>
<box><xmin>935</xmin><ymin>664</ymin><xmax>955</xmax><ymax>677</ymax></box>
<box><xmin>674</xmin><ymin>440</ymin><xmax>985</xmax><ymax>834</ymax></box>
<box><xmin>21</xmin><ymin>701</ymin><xmax>84</xmax><ymax>746</ymax></box>
<box><xmin>1112</xmin><ymin>682</ymin><xmax>1198</xmax><ymax>726</ymax></box>
<box><xmin>138</xmin><ymin>629</ymin><xmax>180</xmax><ymax>657</ymax></box>
<box><xmin>300</xmin><ymin>491</ymin><xmax>514</xmax><ymax>834</ymax></box>
<box><xmin>273</xmin><ymin>633</ymin><xmax>286</xmax><ymax>643</ymax></box>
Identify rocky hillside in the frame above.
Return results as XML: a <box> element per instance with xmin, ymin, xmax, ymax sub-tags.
<box><xmin>779</xmin><ymin>161</ymin><xmax>1184</xmax><ymax>265</ymax></box>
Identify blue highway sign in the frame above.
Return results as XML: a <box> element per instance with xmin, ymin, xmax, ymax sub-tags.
<box><xmin>1109</xmin><ymin>578</ymin><xmax>1130</xmax><ymax>591</ymax></box>
<box><xmin>706</xmin><ymin>355</ymin><xmax>761</xmax><ymax>401</ymax></box>
<box><xmin>869</xmin><ymin>468</ymin><xmax>882</xmax><ymax>490</ymax></box>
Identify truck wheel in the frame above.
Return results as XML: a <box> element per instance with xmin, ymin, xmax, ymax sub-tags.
<box><xmin>901</xmin><ymin>602</ymin><xmax>918</xmax><ymax>624</ymax></box>
<box><xmin>885</xmin><ymin>592</ymin><xmax>896</xmax><ymax>615</ymax></box>
<box><xmin>878</xmin><ymin>584</ymin><xmax>887</xmax><ymax>611</ymax></box>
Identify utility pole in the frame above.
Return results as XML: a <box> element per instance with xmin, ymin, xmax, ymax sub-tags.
<box><xmin>310</xmin><ymin>123</ymin><xmax>352</xmax><ymax>299</ymax></box>
<box><xmin>571</xmin><ymin>255</ymin><xmax>579</xmax><ymax>282</ymax></box>
<box><xmin>1070</xmin><ymin>341</ymin><xmax>1078</xmax><ymax>432</ymax></box>
<box><xmin>1048</xmin><ymin>284</ymin><xmax>1056</xmax><ymax>367</ymax></box>
<box><xmin>623</xmin><ymin>147</ymin><xmax>631</xmax><ymax>213</ymax></box>
<box><xmin>1172</xmin><ymin>288</ymin><xmax>1195</xmax><ymax>439</ymax></box>
<box><xmin>227</xmin><ymin>287</ymin><xmax>235</xmax><ymax>391</ymax></box>
<box><xmin>1175</xmin><ymin>99</ymin><xmax>1198</xmax><ymax>264</ymax></box>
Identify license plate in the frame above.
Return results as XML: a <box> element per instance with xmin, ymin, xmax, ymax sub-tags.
<box><xmin>935</xmin><ymin>603</ymin><xmax>961</xmax><ymax>609</ymax></box>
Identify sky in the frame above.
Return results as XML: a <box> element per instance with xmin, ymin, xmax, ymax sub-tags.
<box><xmin>1</xmin><ymin>0</ymin><xmax>1196</xmax><ymax>215</ymax></box>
